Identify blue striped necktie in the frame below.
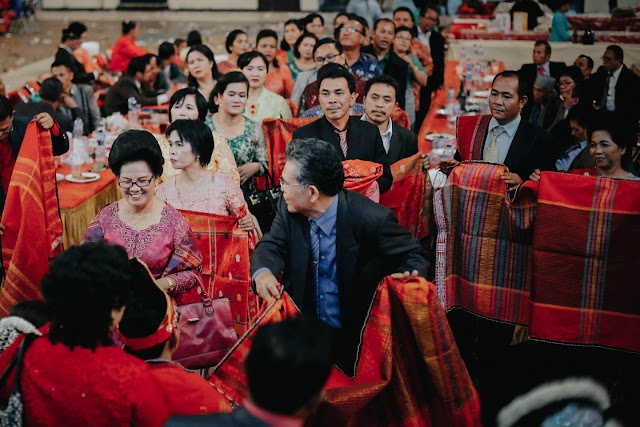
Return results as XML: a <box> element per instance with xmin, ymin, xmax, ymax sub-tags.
<box><xmin>309</xmin><ymin>220</ymin><xmax>320</xmax><ymax>291</ymax></box>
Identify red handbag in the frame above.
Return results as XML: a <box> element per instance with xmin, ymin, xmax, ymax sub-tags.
<box><xmin>173</xmin><ymin>291</ymin><xmax>239</xmax><ymax>370</ymax></box>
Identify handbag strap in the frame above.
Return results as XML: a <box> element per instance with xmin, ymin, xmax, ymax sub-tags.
<box><xmin>0</xmin><ymin>333</ymin><xmax>36</xmax><ymax>394</ymax></box>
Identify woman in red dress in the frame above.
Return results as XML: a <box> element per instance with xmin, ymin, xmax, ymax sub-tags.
<box><xmin>255</xmin><ymin>29</ymin><xmax>294</xmax><ymax>100</ymax></box>
<box><xmin>0</xmin><ymin>242</ymin><xmax>169</xmax><ymax>426</ymax></box>
<box><xmin>109</xmin><ymin>20</ymin><xmax>149</xmax><ymax>73</ymax></box>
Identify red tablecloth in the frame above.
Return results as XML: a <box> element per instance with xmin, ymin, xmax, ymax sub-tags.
<box><xmin>457</xmin><ymin>30</ymin><xmax>640</xmax><ymax>43</ymax></box>
<box><xmin>567</xmin><ymin>15</ymin><xmax>640</xmax><ymax>32</ymax></box>
<box><xmin>57</xmin><ymin>164</ymin><xmax>116</xmax><ymax>210</ymax></box>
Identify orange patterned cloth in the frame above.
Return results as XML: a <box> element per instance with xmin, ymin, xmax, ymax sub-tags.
<box><xmin>176</xmin><ymin>209</ymin><xmax>258</xmax><ymax>335</ymax></box>
<box><xmin>209</xmin><ymin>276</ymin><xmax>481</xmax><ymax>426</ymax></box>
<box><xmin>342</xmin><ymin>160</ymin><xmax>382</xmax><ymax>202</ymax></box>
<box><xmin>0</xmin><ymin>121</ymin><xmax>63</xmax><ymax>315</ymax></box>
<box><xmin>380</xmin><ymin>152</ymin><xmax>432</xmax><ymax>240</ymax></box>
<box><xmin>265</xmin><ymin>66</ymin><xmax>294</xmax><ymax>99</ymax></box>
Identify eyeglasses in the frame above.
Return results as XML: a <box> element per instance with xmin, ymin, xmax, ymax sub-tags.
<box><xmin>396</xmin><ymin>36</ymin><xmax>412</xmax><ymax>41</ymax></box>
<box><xmin>602</xmin><ymin>56</ymin><xmax>615</xmax><ymax>62</ymax></box>
<box><xmin>279</xmin><ymin>178</ymin><xmax>306</xmax><ymax>189</ymax></box>
<box><xmin>340</xmin><ymin>27</ymin><xmax>363</xmax><ymax>35</ymax></box>
<box><xmin>315</xmin><ymin>53</ymin><xmax>339</xmax><ymax>65</ymax></box>
<box><xmin>118</xmin><ymin>178</ymin><xmax>153</xmax><ymax>188</ymax></box>
<box><xmin>558</xmin><ymin>80</ymin><xmax>574</xmax><ymax>87</ymax></box>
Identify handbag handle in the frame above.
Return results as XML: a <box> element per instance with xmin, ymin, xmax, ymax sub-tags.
<box><xmin>0</xmin><ymin>333</ymin><xmax>36</xmax><ymax>394</ymax></box>
<box><xmin>250</xmin><ymin>169</ymin><xmax>278</xmax><ymax>191</ymax></box>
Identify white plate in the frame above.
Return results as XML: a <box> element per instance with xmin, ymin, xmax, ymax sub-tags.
<box><xmin>474</xmin><ymin>90</ymin><xmax>490</xmax><ymax>98</ymax></box>
<box><xmin>56</xmin><ymin>173</ymin><xmax>64</xmax><ymax>182</ymax></box>
<box><xmin>65</xmin><ymin>172</ymin><xmax>100</xmax><ymax>183</ymax></box>
<box><xmin>426</xmin><ymin>133</ymin><xmax>455</xmax><ymax>141</ymax></box>
<box><xmin>436</xmin><ymin>108</ymin><xmax>448</xmax><ymax>116</ymax></box>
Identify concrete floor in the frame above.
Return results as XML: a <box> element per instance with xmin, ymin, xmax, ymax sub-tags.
<box><xmin>0</xmin><ymin>10</ymin><xmax>314</xmax><ymax>91</ymax></box>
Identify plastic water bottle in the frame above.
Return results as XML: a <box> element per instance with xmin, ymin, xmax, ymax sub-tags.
<box><xmin>95</xmin><ymin>122</ymin><xmax>106</xmax><ymax>163</ymax></box>
<box><xmin>72</xmin><ymin>118</ymin><xmax>83</xmax><ymax>138</ymax></box>
<box><xmin>128</xmin><ymin>96</ymin><xmax>138</xmax><ymax>124</ymax></box>
<box><xmin>447</xmin><ymin>87</ymin><xmax>455</xmax><ymax>113</ymax></box>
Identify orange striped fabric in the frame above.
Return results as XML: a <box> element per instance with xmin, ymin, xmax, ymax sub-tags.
<box><xmin>0</xmin><ymin>121</ymin><xmax>63</xmax><ymax>315</ymax></box>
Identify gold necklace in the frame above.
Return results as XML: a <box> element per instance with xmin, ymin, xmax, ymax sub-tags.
<box><xmin>126</xmin><ymin>198</ymin><xmax>155</xmax><ymax>230</ymax></box>
<box><xmin>178</xmin><ymin>169</ymin><xmax>206</xmax><ymax>194</ymax></box>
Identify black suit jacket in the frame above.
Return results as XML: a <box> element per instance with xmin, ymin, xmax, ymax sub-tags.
<box><xmin>518</xmin><ymin>61</ymin><xmax>566</xmax><ymax>90</ymax></box>
<box><xmin>585</xmin><ymin>65</ymin><xmax>640</xmax><ymax>123</ymax></box>
<box><xmin>292</xmin><ymin>116</ymin><xmax>392</xmax><ymax>193</ymax></box>
<box><xmin>388</xmin><ymin>122</ymin><xmax>418</xmax><ymax>164</ymax></box>
<box><xmin>102</xmin><ymin>74</ymin><xmax>159</xmax><ymax>116</ymax></box>
<box><xmin>14</xmin><ymin>101</ymin><xmax>78</xmax><ymax>134</ymax></box>
<box><xmin>425</xmin><ymin>30</ymin><xmax>446</xmax><ymax>94</ymax></box>
<box><xmin>250</xmin><ymin>190</ymin><xmax>428</xmax><ymax>377</ymax></box>
<box><xmin>165</xmin><ymin>407</ymin><xmax>270</xmax><ymax>427</ymax></box>
<box><xmin>455</xmin><ymin>117</ymin><xmax>557</xmax><ymax>182</ymax></box>
<box><xmin>363</xmin><ymin>45</ymin><xmax>408</xmax><ymax>110</ymax></box>
<box><xmin>55</xmin><ymin>47</ymin><xmax>95</xmax><ymax>85</ymax></box>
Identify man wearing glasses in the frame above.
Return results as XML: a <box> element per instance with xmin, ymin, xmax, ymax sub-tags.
<box><xmin>251</xmin><ymin>137</ymin><xmax>427</xmax><ymax>378</ymax></box>
<box><xmin>336</xmin><ymin>14</ymin><xmax>381</xmax><ymax>80</ymax></box>
<box><xmin>292</xmin><ymin>38</ymin><xmax>368</xmax><ymax>117</ymax></box>
<box><xmin>585</xmin><ymin>45</ymin><xmax>640</xmax><ymax>124</ymax></box>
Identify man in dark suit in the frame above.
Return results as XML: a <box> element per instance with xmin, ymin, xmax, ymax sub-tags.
<box><xmin>51</xmin><ymin>60</ymin><xmax>101</xmax><ymax>135</ymax></box>
<box><xmin>527</xmin><ymin>74</ymin><xmax>563</xmax><ymax>131</ymax></box>
<box><xmin>292</xmin><ymin>63</ymin><xmax>392</xmax><ymax>193</ymax></box>
<box><xmin>584</xmin><ymin>45</ymin><xmax>640</xmax><ymax>124</ymax></box>
<box><xmin>518</xmin><ymin>40</ymin><xmax>566</xmax><ymax>96</ymax></box>
<box><xmin>362</xmin><ymin>75</ymin><xmax>418</xmax><ymax>164</ymax></box>
<box><xmin>55</xmin><ymin>22</ymin><xmax>98</xmax><ymax>85</ymax></box>
<box><xmin>362</xmin><ymin>18</ymin><xmax>408</xmax><ymax>110</ymax></box>
<box><xmin>166</xmin><ymin>316</ymin><xmax>333</xmax><ymax>427</ymax></box>
<box><xmin>250</xmin><ymin>138</ymin><xmax>428</xmax><ymax>378</ymax></box>
<box><xmin>14</xmin><ymin>77</ymin><xmax>80</xmax><ymax>134</ymax></box>
<box><xmin>415</xmin><ymin>4</ymin><xmax>446</xmax><ymax>127</ymax></box>
<box><xmin>103</xmin><ymin>55</ymin><xmax>171</xmax><ymax>116</ymax></box>
<box><xmin>443</xmin><ymin>70</ymin><xmax>557</xmax><ymax>186</ymax></box>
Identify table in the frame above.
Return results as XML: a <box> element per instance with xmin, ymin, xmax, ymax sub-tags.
<box><xmin>457</xmin><ymin>30</ymin><xmax>640</xmax><ymax>44</ymax></box>
<box><xmin>417</xmin><ymin>60</ymin><xmax>505</xmax><ymax>153</ymax></box>
<box><xmin>448</xmin><ymin>40</ymin><xmax>640</xmax><ymax>71</ymax></box>
<box><xmin>57</xmin><ymin>164</ymin><xmax>119</xmax><ymax>247</ymax></box>
<box><xmin>567</xmin><ymin>15</ymin><xmax>640</xmax><ymax>32</ymax></box>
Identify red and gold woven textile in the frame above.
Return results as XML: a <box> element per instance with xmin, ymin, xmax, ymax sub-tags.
<box><xmin>523</xmin><ymin>172</ymin><xmax>640</xmax><ymax>352</ymax></box>
<box><xmin>177</xmin><ymin>209</ymin><xmax>258</xmax><ymax>335</ymax></box>
<box><xmin>434</xmin><ymin>162</ymin><xmax>534</xmax><ymax>324</ymax></box>
<box><xmin>209</xmin><ymin>276</ymin><xmax>481</xmax><ymax>426</ymax></box>
<box><xmin>0</xmin><ymin>121</ymin><xmax>63</xmax><ymax>315</ymax></box>
<box><xmin>380</xmin><ymin>152</ymin><xmax>432</xmax><ymax>240</ymax></box>
<box><xmin>342</xmin><ymin>160</ymin><xmax>382</xmax><ymax>202</ymax></box>
<box><xmin>260</xmin><ymin>117</ymin><xmax>316</xmax><ymax>189</ymax></box>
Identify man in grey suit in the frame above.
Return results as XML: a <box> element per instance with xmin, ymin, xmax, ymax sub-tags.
<box><xmin>166</xmin><ymin>316</ymin><xmax>334</xmax><ymax>427</ymax></box>
<box><xmin>362</xmin><ymin>75</ymin><xmax>418</xmax><ymax>165</ymax></box>
<box><xmin>51</xmin><ymin>60</ymin><xmax>101</xmax><ymax>134</ymax></box>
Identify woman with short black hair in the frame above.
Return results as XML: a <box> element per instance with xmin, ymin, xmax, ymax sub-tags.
<box><xmin>0</xmin><ymin>242</ymin><xmax>169</xmax><ymax>425</ymax></box>
<box><xmin>156</xmin><ymin>120</ymin><xmax>253</xmax><ymax>230</ymax></box>
<box><xmin>218</xmin><ymin>29</ymin><xmax>250</xmax><ymax>75</ymax></box>
<box><xmin>83</xmin><ymin>130</ymin><xmax>203</xmax><ymax>297</ymax></box>
<box><xmin>160</xmin><ymin>88</ymin><xmax>239</xmax><ymax>184</ymax></box>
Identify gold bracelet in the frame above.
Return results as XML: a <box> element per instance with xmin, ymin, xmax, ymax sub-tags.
<box><xmin>166</xmin><ymin>277</ymin><xmax>177</xmax><ymax>293</ymax></box>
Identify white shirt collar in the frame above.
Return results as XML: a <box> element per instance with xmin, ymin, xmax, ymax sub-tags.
<box><xmin>488</xmin><ymin>115</ymin><xmax>521</xmax><ymax>137</ymax></box>
<box><xmin>361</xmin><ymin>114</ymin><xmax>393</xmax><ymax>135</ymax></box>
<box><xmin>611</xmin><ymin>65</ymin><xmax>623</xmax><ymax>79</ymax></box>
<box><xmin>60</xmin><ymin>44</ymin><xmax>73</xmax><ymax>54</ymax></box>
